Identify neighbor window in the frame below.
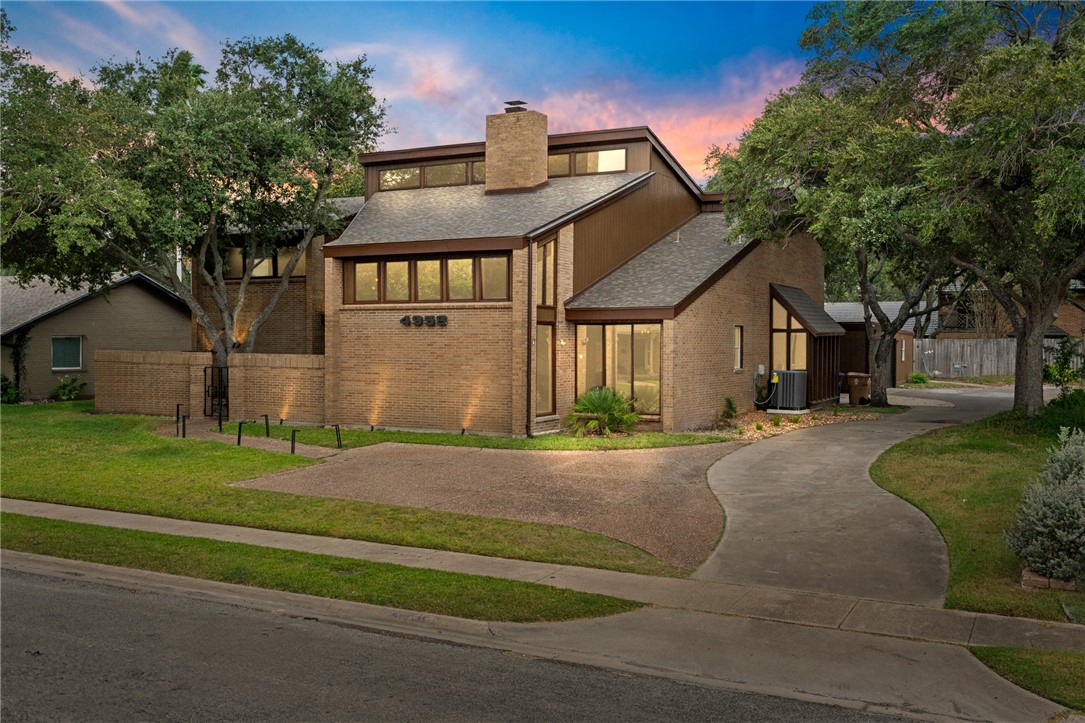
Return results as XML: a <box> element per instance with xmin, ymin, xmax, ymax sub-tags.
<box><xmin>349</xmin><ymin>255</ymin><xmax>509</xmax><ymax>304</ymax></box>
<box><xmin>771</xmin><ymin>298</ymin><xmax>808</xmax><ymax>371</ymax></box>
<box><xmin>575</xmin><ymin>323</ymin><xmax>661</xmax><ymax>415</ymax></box>
<box><xmin>734</xmin><ymin>325</ymin><xmax>743</xmax><ymax>370</ymax></box>
<box><xmin>51</xmin><ymin>336</ymin><xmax>82</xmax><ymax>370</ymax></box>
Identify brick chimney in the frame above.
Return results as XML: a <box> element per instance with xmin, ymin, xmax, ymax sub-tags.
<box><xmin>485</xmin><ymin>102</ymin><xmax>548</xmax><ymax>194</ymax></box>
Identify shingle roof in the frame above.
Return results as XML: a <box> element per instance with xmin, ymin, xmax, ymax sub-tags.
<box><xmin>824</xmin><ymin>301</ymin><xmax>939</xmax><ymax>336</ymax></box>
<box><xmin>771</xmin><ymin>284</ymin><xmax>845</xmax><ymax>337</ymax></box>
<box><xmin>326</xmin><ymin>172</ymin><xmax>651</xmax><ymax>248</ymax></box>
<box><xmin>565</xmin><ymin>214</ymin><xmax>748</xmax><ymax>310</ymax></box>
<box><xmin>1</xmin><ymin>273</ymin><xmax>182</xmax><ymax>337</ymax></box>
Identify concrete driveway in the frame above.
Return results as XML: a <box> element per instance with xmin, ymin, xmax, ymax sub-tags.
<box><xmin>236</xmin><ymin>441</ymin><xmax>743</xmax><ymax>570</ymax></box>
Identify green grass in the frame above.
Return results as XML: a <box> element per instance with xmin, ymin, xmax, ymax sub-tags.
<box><xmin>870</xmin><ymin>407</ymin><xmax>1085</xmax><ymax>621</ymax></box>
<box><xmin>830</xmin><ymin>404</ymin><xmax>907</xmax><ymax>415</ymax></box>
<box><xmin>224</xmin><ymin>421</ymin><xmax>734</xmax><ymax>450</ymax></box>
<box><xmin>1</xmin><ymin>402</ymin><xmax>683</xmax><ymax>576</ymax></box>
<box><xmin>0</xmin><ymin>513</ymin><xmax>640</xmax><ymax>622</ymax></box>
<box><xmin>970</xmin><ymin>647</ymin><xmax>1085</xmax><ymax>711</ymax></box>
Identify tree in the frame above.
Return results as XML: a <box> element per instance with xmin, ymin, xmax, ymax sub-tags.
<box><xmin>1</xmin><ymin>17</ymin><xmax>386</xmax><ymax>367</ymax></box>
<box><xmin>708</xmin><ymin>1</ymin><xmax>1085</xmax><ymax>414</ymax></box>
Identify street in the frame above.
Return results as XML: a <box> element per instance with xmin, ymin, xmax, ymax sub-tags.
<box><xmin>1</xmin><ymin>569</ymin><xmax>904</xmax><ymax>722</ymax></box>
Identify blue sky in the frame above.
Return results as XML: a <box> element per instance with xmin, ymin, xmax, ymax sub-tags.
<box><xmin>5</xmin><ymin>1</ymin><xmax>818</xmax><ymax>178</ymax></box>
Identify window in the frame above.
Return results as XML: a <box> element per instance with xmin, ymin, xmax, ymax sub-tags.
<box><xmin>575</xmin><ymin>323</ymin><xmax>661</xmax><ymax>415</ymax></box>
<box><xmin>771</xmin><ymin>298</ymin><xmax>808</xmax><ymax>371</ymax></box>
<box><xmin>536</xmin><ymin>324</ymin><xmax>554</xmax><ymax>416</ymax></box>
<box><xmin>535</xmin><ymin>238</ymin><xmax>556</xmax><ymax>306</ymax></box>
<box><xmin>349</xmin><ymin>255</ymin><xmax>509</xmax><ymax>304</ymax></box>
<box><xmin>221</xmin><ymin>247</ymin><xmax>305</xmax><ymax>279</ymax></box>
<box><xmin>472</xmin><ymin>161</ymin><xmax>486</xmax><ymax>183</ymax></box>
<box><xmin>379</xmin><ymin>167</ymin><xmax>421</xmax><ymax>191</ymax></box>
<box><xmin>575</xmin><ymin>148</ymin><xmax>626</xmax><ymax>174</ymax></box>
<box><xmin>424</xmin><ymin>163</ymin><xmax>467</xmax><ymax>187</ymax></box>
<box><xmin>901</xmin><ymin>341</ymin><xmax>907</xmax><ymax>363</ymax></box>
<box><xmin>51</xmin><ymin>337</ymin><xmax>82</xmax><ymax>370</ymax></box>
<box><xmin>734</xmin><ymin>325</ymin><xmax>743</xmax><ymax>370</ymax></box>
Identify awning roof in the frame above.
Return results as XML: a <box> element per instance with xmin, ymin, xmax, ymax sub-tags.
<box><xmin>772</xmin><ymin>284</ymin><xmax>845</xmax><ymax>337</ymax></box>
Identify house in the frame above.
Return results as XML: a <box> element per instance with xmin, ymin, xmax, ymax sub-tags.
<box><xmin>1</xmin><ymin>273</ymin><xmax>191</xmax><ymax>399</ymax></box>
<box><xmin>825</xmin><ymin>301</ymin><xmax>938</xmax><ymax>386</ymax></box>
<box><xmin>318</xmin><ymin>104</ymin><xmax>841</xmax><ymax>435</ymax></box>
<box><xmin>190</xmin><ymin>197</ymin><xmax>365</xmax><ymax>355</ymax></box>
<box><xmin>936</xmin><ymin>283</ymin><xmax>1082</xmax><ymax>340</ymax></box>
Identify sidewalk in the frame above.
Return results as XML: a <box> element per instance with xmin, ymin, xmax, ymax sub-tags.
<box><xmin>4</xmin><ymin>498</ymin><xmax>1082</xmax><ymax>656</ymax></box>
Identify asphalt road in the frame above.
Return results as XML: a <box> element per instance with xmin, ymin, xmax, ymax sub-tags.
<box><xmin>1</xmin><ymin>569</ymin><xmax>907</xmax><ymax>723</ymax></box>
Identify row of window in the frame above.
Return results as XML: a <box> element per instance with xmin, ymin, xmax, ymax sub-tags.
<box><xmin>348</xmin><ymin>255</ymin><xmax>510</xmax><ymax>304</ymax></box>
<box><xmin>378</xmin><ymin>148</ymin><xmax>629</xmax><ymax>192</ymax></box>
<box><xmin>221</xmin><ymin>248</ymin><xmax>306</xmax><ymax>280</ymax></box>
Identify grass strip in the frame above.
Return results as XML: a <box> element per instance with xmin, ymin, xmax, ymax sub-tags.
<box><xmin>870</xmin><ymin>409</ymin><xmax>1085</xmax><ymax>621</ymax></box>
<box><xmin>0</xmin><ymin>513</ymin><xmax>642</xmax><ymax>623</ymax></box>
<box><xmin>1</xmin><ymin>402</ymin><xmax>683</xmax><ymax>577</ymax></box>
<box><xmin>970</xmin><ymin>647</ymin><xmax>1085</xmax><ymax>711</ymax></box>
<box><xmin>228</xmin><ymin>423</ymin><xmax>735</xmax><ymax>450</ymax></box>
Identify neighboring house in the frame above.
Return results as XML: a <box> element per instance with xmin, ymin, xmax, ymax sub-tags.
<box><xmin>936</xmin><ymin>282</ymin><xmax>1082</xmax><ymax>340</ymax></box>
<box><xmin>191</xmin><ymin>197</ymin><xmax>365</xmax><ymax>355</ymax></box>
<box><xmin>1</xmin><ymin>274</ymin><xmax>191</xmax><ymax>399</ymax></box>
<box><xmin>319</xmin><ymin>104</ymin><xmax>841</xmax><ymax>435</ymax></box>
<box><xmin>825</xmin><ymin>302</ymin><xmax>938</xmax><ymax>386</ymax></box>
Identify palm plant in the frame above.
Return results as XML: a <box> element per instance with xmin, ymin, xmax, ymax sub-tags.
<box><xmin>565</xmin><ymin>387</ymin><xmax>640</xmax><ymax>437</ymax></box>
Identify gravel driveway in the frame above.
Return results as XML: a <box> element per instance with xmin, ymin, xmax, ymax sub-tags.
<box><xmin>235</xmin><ymin>441</ymin><xmax>745</xmax><ymax>569</ymax></box>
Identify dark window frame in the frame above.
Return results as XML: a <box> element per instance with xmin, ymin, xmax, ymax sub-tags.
<box><xmin>547</xmin><ymin>147</ymin><xmax>628</xmax><ymax>178</ymax></box>
<box><xmin>344</xmin><ymin>254</ymin><xmax>511</xmax><ymax>305</ymax></box>
<box><xmin>770</xmin><ymin>295</ymin><xmax>809</xmax><ymax>372</ymax></box>
<box><xmin>51</xmin><ymin>335</ymin><xmax>83</xmax><ymax>371</ymax></box>
<box><xmin>573</xmin><ymin>322</ymin><xmax>662</xmax><ymax>417</ymax></box>
<box><xmin>535</xmin><ymin>322</ymin><xmax>555</xmax><ymax>417</ymax></box>
<box><xmin>535</xmin><ymin>237</ymin><xmax>557</xmax><ymax>308</ymax></box>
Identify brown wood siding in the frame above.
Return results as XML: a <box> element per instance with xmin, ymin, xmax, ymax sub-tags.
<box><xmin>625</xmin><ymin>141</ymin><xmax>651</xmax><ymax>172</ymax></box>
<box><xmin>572</xmin><ymin>155</ymin><xmax>700</xmax><ymax>294</ymax></box>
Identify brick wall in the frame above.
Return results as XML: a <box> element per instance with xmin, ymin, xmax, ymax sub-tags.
<box><xmin>665</xmin><ymin>234</ymin><xmax>826</xmax><ymax>431</ymax></box>
<box><xmin>229</xmin><ymin>353</ymin><xmax>325</xmax><ymax>424</ymax></box>
<box><xmin>95</xmin><ymin>350</ymin><xmax>210</xmax><ymax>417</ymax></box>
<box><xmin>485</xmin><ymin>110</ymin><xmax>548</xmax><ymax>193</ymax></box>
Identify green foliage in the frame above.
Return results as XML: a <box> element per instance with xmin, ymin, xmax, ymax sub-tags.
<box><xmin>908</xmin><ymin>371</ymin><xmax>930</xmax><ymax>384</ymax></box>
<box><xmin>1044</xmin><ymin>337</ymin><xmax>1083</xmax><ymax>396</ymax></box>
<box><xmin>49</xmin><ymin>375</ymin><xmax>86</xmax><ymax>401</ymax></box>
<box><xmin>7</xmin><ymin>327</ymin><xmax>30</xmax><ymax>399</ymax></box>
<box><xmin>771</xmin><ymin>415</ymin><xmax>782</xmax><ymax>427</ymax></box>
<box><xmin>1</xmin><ymin>373</ymin><xmax>20</xmax><ymax>403</ymax></box>
<box><xmin>717</xmin><ymin>397</ymin><xmax>739</xmax><ymax>428</ymax></box>
<box><xmin>565</xmin><ymin>387</ymin><xmax>640</xmax><ymax>437</ymax></box>
<box><xmin>755</xmin><ymin>422</ymin><xmax>764</xmax><ymax>431</ymax></box>
<box><xmin>1006</xmin><ymin>428</ymin><xmax>1085</xmax><ymax>583</ymax></box>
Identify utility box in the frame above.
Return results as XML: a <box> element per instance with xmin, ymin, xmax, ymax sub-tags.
<box><xmin>847</xmin><ymin>372</ymin><xmax>871</xmax><ymax>406</ymax></box>
<box><xmin>772</xmin><ymin>370</ymin><xmax>808</xmax><ymax>411</ymax></box>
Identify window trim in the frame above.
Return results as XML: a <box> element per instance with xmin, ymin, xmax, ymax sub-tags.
<box><xmin>734</xmin><ymin>325</ymin><xmax>744</xmax><ymax>371</ymax></box>
<box><xmin>573</xmin><ymin>322</ymin><xmax>662</xmax><ymax>417</ymax></box>
<box><xmin>535</xmin><ymin>322</ymin><xmax>555</xmax><ymax>417</ymax></box>
<box><xmin>535</xmin><ymin>237</ymin><xmax>557</xmax><ymax>308</ymax></box>
<box><xmin>51</xmin><ymin>336</ymin><xmax>83</xmax><ymax>371</ymax></box>
<box><xmin>345</xmin><ymin>254</ymin><xmax>511</xmax><ymax>305</ymax></box>
<box><xmin>770</xmin><ymin>295</ymin><xmax>809</xmax><ymax>372</ymax></box>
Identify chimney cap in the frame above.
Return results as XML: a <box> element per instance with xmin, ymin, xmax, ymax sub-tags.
<box><xmin>504</xmin><ymin>99</ymin><xmax>527</xmax><ymax>113</ymax></box>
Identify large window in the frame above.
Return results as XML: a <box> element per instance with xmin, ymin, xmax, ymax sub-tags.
<box><xmin>378</xmin><ymin>161</ymin><xmax>488</xmax><ymax>192</ymax></box>
<box><xmin>771</xmin><ymin>298</ymin><xmax>808</xmax><ymax>371</ymax></box>
<box><xmin>548</xmin><ymin>148</ymin><xmax>627</xmax><ymax>178</ymax></box>
<box><xmin>575</xmin><ymin>323</ymin><xmax>661</xmax><ymax>415</ymax></box>
<box><xmin>347</xmin><ymin>255</ymin><xmax>509</xmax><ymax>304</ymax></box>
<box><xmin>536</xmin><ymin>324</ymin><xmax>554</xmax><ymax>416</ymax></box>
<box><xmin>51</xmin><ymin>336</ymin><xmax>82</xmax><ymax>370</ymax></box>
<box><xmin>222</xmin><ymin>247</ymin><xmax>306</xmax><ymax>279</ymax></box>
<box><xmin>535</xmin><ymin>238</ymin><xmax>556</xmax><ymax>306</ymax></box>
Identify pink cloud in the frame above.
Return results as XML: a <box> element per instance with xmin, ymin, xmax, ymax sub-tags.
<box><xmin>100</xmin><ymin>0</ymin><xmax>216</xmax><ymax>66</ymax></box>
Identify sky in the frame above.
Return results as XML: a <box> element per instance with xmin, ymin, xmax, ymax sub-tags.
<box><xmin>4</xmin><ymin>1</ymin><xmax>819</xmax><ymax>182</ymax></box>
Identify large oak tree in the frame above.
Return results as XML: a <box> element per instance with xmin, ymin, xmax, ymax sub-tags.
<box><xmin>1</xmin><ymin>15</ymin><xmax>386</xmax><ymax>367</ymax></box>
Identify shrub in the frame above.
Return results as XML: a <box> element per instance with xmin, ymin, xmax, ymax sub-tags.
<box><xmin>565</xmin><ymin>387</ymin><xmax>639</xmax><ymax>437</ymax></box>
<box><xmin>1044</xmin><ymin>337</ymin><xmax>1083</xmax><ymax>396</ymax></box>
<box><xmin>1046</xmin><ymin>390</ymin><xmax>1085</xmax><ymax>432</ymax></box>
<box><xmin>771</xmin><ymin>415</ymin><xmax>781</xmax><ymax>427</ymax></box>
<box><xmin>1006</xmin><ymin>427</ymin><xmax>1085</xmax><ymax>583</ymax></box>
<box><xmin>50</xmin><ymin>375</ymin><xmax>87</xmax><ymax>401</ymax></box>
<box><xmin>717</xmin><ymin>397</ymin><xmax>738</xmax><ymax>427</ymax></box>
<box><xmin>1</xmin><ymin>373</ymin><xmax>22</xmax><ymax>404</ymax></box>
<box><xmin>755</xmin><ymin>422</ymin><xmax>763</xmax><ymax>431</ymax></box>
<box><xmin>908</xmin><ymin>371</ymin><xmax>930</xmax><ymax>384</ymax></box>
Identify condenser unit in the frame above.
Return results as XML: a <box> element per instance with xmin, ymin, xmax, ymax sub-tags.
<box><xmin>771</xmin><ymin>370</ymin><xmax>808</xmax><ymax>411</ymax></box>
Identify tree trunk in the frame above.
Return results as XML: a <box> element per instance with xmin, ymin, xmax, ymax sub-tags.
<box><xmin>869</xmin><ymin>335</ymin><xmax>894</xmax><ymax>407</ymax></box>
<box><xmin>1013</xmin><ymin>308</ymin><xmax>1053</xmax><ymax>415</ymax></box>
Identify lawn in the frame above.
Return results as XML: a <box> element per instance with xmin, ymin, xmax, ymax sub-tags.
<box><xmin>970</xmin><ymin>647</ymin><xmax>1085</xmax><ymax>712</ymax></box>
<box><xmin>869</xmin><ymin>397</ymin><xmax>1085</xmax><ymax>622</ymax></box>
<box><xmin>2</xmin><ymin>513</ymin><xmax>640</xmax><ymax>622</ymax></box>
<box><xmin>0</xmin><ymin>402</ymin><xmax>682</xmax><ymax>576</ymax></box>
<box><xmin>222</xmin><ymin>420</ymin><xmax>734</xmax><ymax>450</ymax></box>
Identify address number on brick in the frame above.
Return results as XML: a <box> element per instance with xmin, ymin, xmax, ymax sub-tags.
<box><xmin>400</xmin><ymin>315</ymin><xmax>448</xmax><ymax>328</ymax></box>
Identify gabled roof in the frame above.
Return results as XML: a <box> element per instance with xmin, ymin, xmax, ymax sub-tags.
<box><xmin>1</xmin><ymin>273</ymin><xmax>185</xmax><ymax>337</ymax></box>
<box><xmin>825</xmin><ymin>301</ymin><xmax>939</xmax><ymax>336</ymax></box>
<box><xmin>565</xmin><ymin>213</ymin><xmax>754</xmax><ymax>319</ymax></box>
<box><xmin>771</xmin><ymin>284</ymin><xmax>845</xmax><ymax>337</ymax></box>
<box><xmin>325</xmin><ymin>172</ymin><xmax>651</xmax><ymax>257</ymax></box>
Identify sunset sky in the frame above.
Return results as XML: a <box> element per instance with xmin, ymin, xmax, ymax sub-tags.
<box><xmin>4</xmin><ymin>1</ymin><xmax>818</xmax><ymax>182</ymax></box>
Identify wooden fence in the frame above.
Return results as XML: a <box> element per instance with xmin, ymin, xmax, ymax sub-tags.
<box><xmin>914</xmin><ymin>338</ymin><xmax>1083</xmax><ymax>378</ymax></box>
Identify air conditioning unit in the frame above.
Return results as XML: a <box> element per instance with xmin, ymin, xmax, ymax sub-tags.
<box><xmin>771</xmin><ymin>370</ymin><xmax>808</xmax><ymax>411</ymax></box>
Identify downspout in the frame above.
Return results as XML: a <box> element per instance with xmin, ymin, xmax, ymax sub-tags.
<box><xmin>525</xmin><ymin>240</ymin><xmax>534</xmax><ymax>438</ymax></box>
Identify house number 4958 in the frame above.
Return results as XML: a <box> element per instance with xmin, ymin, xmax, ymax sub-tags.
<box><xmin>400</xmin><ymin>315</ymin><xmax>448</xmax><ymax>328</ymax></box>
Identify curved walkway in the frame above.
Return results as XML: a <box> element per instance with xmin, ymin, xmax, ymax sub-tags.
<box><xmin>694</xmin><ymin>388</ymin><xmax>1017</xmax><ymax>606</ymax></box>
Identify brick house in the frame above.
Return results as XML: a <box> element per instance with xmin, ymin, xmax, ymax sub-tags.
<box><xmin>319</xmin><ymin>105</ymin><xmax>842</xmax><ymax>435</ymax></box>
<box><xmin>2</xmin><ymin>273</ymin><xmax>191</xmax><ymax>399</ymax></box>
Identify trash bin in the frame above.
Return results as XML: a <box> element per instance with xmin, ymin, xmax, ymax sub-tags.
<box><xmin>847</xmin><ymin>372</ymin><xmax>871</xmax><ymax>406</ymax></box>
